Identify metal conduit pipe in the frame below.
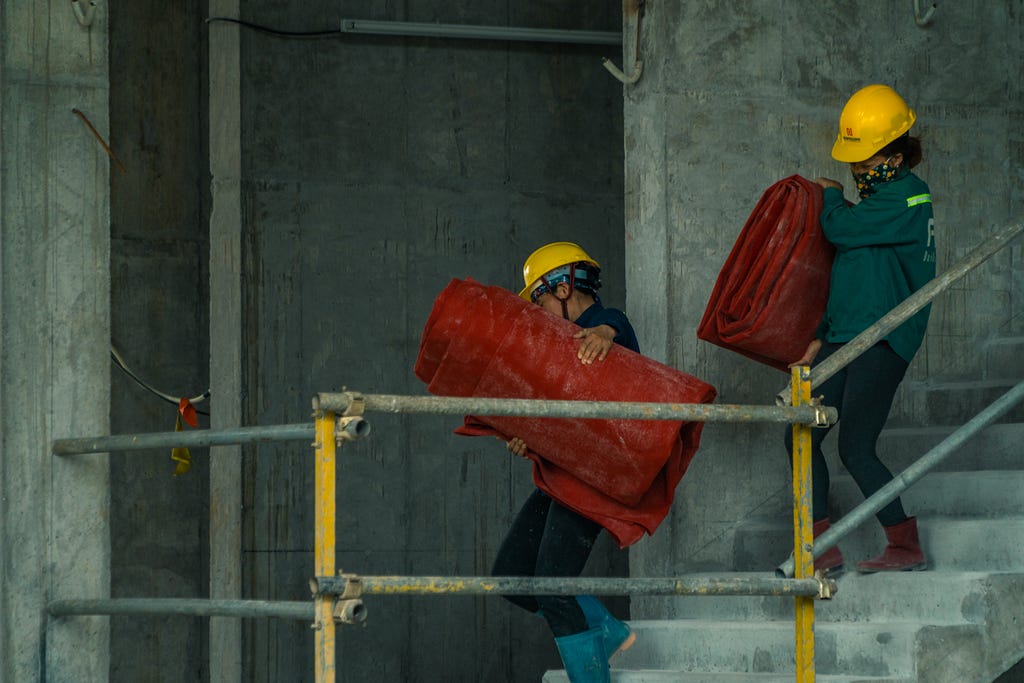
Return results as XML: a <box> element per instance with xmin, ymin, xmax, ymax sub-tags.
<box><xmin>339</xmin><ymin>19</ymin><xmax>622</xmax><ymax>46</ymax></box>
<box><xmin>776</xmin><ymin>220</ymin><xmax>1024</xmax><ymax>406</ymax></box>
<box><xmin>311</xmin><ymin>574</ymin><xmax>831</xmax><ymax>599</ymax></box>
<box><xmin>777</xmin><ymin>379</ymin><xmax>1024</xmax><ymax>578</ymax></box>
<box><xmin>317</xmin><ymin>392</ymin><xmax>837</xmax><ymax>426</ymax></box>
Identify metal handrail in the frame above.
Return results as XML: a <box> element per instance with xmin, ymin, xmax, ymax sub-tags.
<box><xmin>52</xmin><ymin>397</ymin><xmax>836</xmax><ymax>456</ymax></box>
<box><xmin>777</xmin><ymin>379</ymin><xmax>1024</xmax><ymax>578</ymax></box>
<box><xmin>310</xmin><ymin>574</ymin><xmax>828</xmax><ymax>598</ymax></box>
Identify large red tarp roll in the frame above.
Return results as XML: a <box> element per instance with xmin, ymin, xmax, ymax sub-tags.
<box><xmin>414</xmin><ymin>278</ymin><xmax>717</xmax><ymax>548</ymax></box>
<box><xmin>697</xmin><ymin>175</ymin><xmax>835</xmax><ymax>372</ymax></box>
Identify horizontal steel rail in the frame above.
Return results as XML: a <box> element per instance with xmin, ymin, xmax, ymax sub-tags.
<box><xmin>47</xmin><ymin>574</ymin><xmax>830</xmax><ymax>622</ymax></box>
<box><xmin>312</xmin><ymin>574</ymin><xmax>828</xmax><ymax>598</ymax></box>
<box><xmin>777</xmin><ymin>379</ymin><xmax>1024</xmax><ymax>578</ymax></box>
<box><xmin>776</xmin><ymin>220</ymin><xmax>1024</xmax><ymax>405</ymax></box>
<box><xmin>52</xmin><ymin>397</ymin><xmax>837</xmax><ymax>456</ymax></box>
<box><xmin>52</xmin><ymin>423</ymin><xmax>315</xmax><ymax>455</ymax></box>
<box><xmin>317</xmin><ymin>392</ymin><xmax>837</xmax><ymax>425</ymax></box>
<box><xmin>48</xmin><ymin>598</ymin><xmax>314</xmax><ymax>620</ymax></box>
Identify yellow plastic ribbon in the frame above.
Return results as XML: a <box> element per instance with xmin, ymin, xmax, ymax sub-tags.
<box><xmin>171</xmin><ymin>411</ymin><xmax>192</xmax><ymax>476</ymax></box>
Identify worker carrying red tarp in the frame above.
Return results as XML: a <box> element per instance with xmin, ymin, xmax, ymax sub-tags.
<box><xmin>414</xmin><ymin>277</ymin><xmax>717</xmax><ymax>548</ymax></box>
<box><xmin>697</xmin><ymin>175</ymin><xmax>835</xmax><ymax>371</ymax></box>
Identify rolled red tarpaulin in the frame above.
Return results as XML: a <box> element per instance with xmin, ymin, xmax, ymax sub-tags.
<box><xmin>697</xmin><ymin>175</ymin><xmax>835</xmax><ymax>372</ymax></box>
<box><xmin>414</xmin><ymin>278</ymin><xmax>717</xmax><ymax>547</ymax></box>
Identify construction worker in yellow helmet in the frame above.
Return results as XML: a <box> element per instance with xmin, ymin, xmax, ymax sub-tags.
<box><xmin>786</xmin><ymin>84</ymin><xmax>935</xmax><ymax>576</ymax></box>
<box><xmin>492</xmin><ymin>241</ymin><xmax>639</xmax><ymax>682</ymax></box>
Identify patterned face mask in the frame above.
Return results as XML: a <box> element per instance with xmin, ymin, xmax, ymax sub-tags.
<box><xmin>852</xmin><ymin>157</ymin><xmax>898</xmax><ymax>198</ymax></box>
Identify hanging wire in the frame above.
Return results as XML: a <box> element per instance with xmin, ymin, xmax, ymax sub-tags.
<box><xmin>110</xmin><ymin>345</ymin><xmax>210</xmax><ymax>415</ymax></box>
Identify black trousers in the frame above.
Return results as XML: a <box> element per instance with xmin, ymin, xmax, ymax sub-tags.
<box><xmin>491</xmin><ymin>488</ymin><xmax>602</xmax><ymax>637</ymax></box>
<box><xmin>784</xmin><ymin>341</ymin><xmax>910</xmax><ymax>527</ymax></box>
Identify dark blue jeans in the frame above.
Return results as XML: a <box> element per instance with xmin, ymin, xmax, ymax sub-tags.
<box><xmin>491</xmin><ymin>488</ymin><xmax>602</xmax><ymax>637</ymax></box>
<box><xmin>784</xmin><ymin>341</ymin><xmax>910</xmax><ymax>527</ymax></box>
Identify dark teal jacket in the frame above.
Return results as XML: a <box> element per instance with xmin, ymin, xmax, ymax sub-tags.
<box><xmin>816</xmin><ymin>171</ymin><xmax>936</xmax><ymax>363</ymax></box>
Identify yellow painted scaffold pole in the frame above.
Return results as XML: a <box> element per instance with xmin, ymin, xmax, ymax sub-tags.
<box><xmin>314</xmin><ymin>403</ymin><xmax>338</xmax><ymax>683</ymax></box>
<box><xmin>791</xmin><ymin>365</ymin><xmax>816</xmax><ymax>683</ymax></box>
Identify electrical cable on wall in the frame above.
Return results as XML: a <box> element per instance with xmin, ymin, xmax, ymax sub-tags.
<box><xmin>111</xmin><ymin>346</ymin><xmax>210</xmax><ymax>414</ymax></box>
<box><xmin>206</xmin><ymin>16</ymin><xmax>342</xmax><ymax>38</ymax></box>
<box><xmin>111</xmin><ymin>345</ymin><xmax>210</xmax><ymax>475</ymax></box>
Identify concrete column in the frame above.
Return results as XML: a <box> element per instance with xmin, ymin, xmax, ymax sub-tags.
<box><xmin>1</xmin><ymin>2</ymin><xmax>111</xmax><ymax>681</ymax></box>
<box><xmin>208</xmin><ymin>1</ymin><xmax>243</xmax><ymax>681</ymax></box>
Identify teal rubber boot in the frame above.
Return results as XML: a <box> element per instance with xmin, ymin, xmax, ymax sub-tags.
<box><xmin>554</xmin><ymin>627</ymin><xmax>610</xmax><ymax>683</ymax></box>
<box><xmin>576</xmin><ymin>595</ymin><xmax>636</xmax><ymax>661</ymax></box>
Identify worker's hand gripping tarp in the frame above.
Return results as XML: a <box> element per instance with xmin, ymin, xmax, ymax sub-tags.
<box><xmin>415</xmin><ymin>278</ymin><xmax>717</xmax><ymax>547</ymax></box>
<box><xmin>697</xmin><ymin>175</ymin><xmax>835</xmax><ymax>371</ymax></box>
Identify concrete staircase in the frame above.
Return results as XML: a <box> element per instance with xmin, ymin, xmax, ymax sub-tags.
<box><xmin>545</xmin><ymin>340</ymin><xmax>1024</xmax><ymax>682</ymax></box>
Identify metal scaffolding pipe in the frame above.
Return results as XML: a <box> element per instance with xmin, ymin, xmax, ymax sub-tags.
<box><xmin>777</xmin><ymin>379</ymin><xmax>1024</xmax><ymax>578</ymax></box>
<box><xmin>312</xmin><ymin>574</ymin><xmax>827</xmax><ymax>598</ymax></box>
<box><xmin>48</xmin><ymin>598</ymin><xmax>315</xmax><ymax>620</ymax></box>
<box><xmin>777</xmin><ymin>221</ymin><xmax>1024</xmax><ymax>405</ymax></box>
<box><xmin>316</xmin><ymin>392</ymin><xmax>837</xmax><ymax>426</ymax></box>
<box><xmin>54</xmin><ymin>397</ymin><xmax>837</xmax><ymax>456</ymax></box>
<box><xmin>52</xmin><ymin>423</ymin><xmax>315</xmax><ymax>456</ymax></box>
<box><xmin>339</xmin><ymin>19</ymin><xmax>622</xmax><ymax>45</ymax></box>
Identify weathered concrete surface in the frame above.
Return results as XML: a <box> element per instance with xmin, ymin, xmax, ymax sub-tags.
<box><xmin>1</xmin><ymin>2</ymin><xmax>111</xmax><ymax>681</ymax></box>
<box><xmin>627</xmin><ymin>0</ymin><xmax>1024</xmax><ymax>592</ymax></box>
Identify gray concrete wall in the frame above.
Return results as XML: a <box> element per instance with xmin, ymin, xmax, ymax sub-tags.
<box><xmin>625</xmin><ymin>1</ymin><xmax>1024</xmax><ymax>613</ymax></box>
<box><xmin>108</xmin><ymin>2</ymin><xmax>210</xmax><ymax>682</ymax></box>
<box><xmin>0</xmin><ymin>2</ymin><xmax>111</xmax><ymax>681</ymax></box>
<box><xmin>206</xmin><ymin>2</ymin><xmax>627</xmax><ymax>682</ymax></box>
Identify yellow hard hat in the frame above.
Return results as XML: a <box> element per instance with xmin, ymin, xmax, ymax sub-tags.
<box><xmin>518</xmin><ymin>241</ymin><xmax>600</xmax><ymax>300</ymax></box>
<box><xmin>831</xmin><ymin>84</ymin><xmax>916</xmax><ymax>163</ymax></box>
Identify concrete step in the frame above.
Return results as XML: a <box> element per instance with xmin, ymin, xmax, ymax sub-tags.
<box><xmin>603</xmin><ymin>620</ymin><xmax>922</xmax><ymax>677</ymax></box>
<box><xmin>544</xmin><ymin>671</ymin><xmax>912</xmax><ymax>682</ymax></box>
<box><xmin>734</xmin><ymin>515</ymin><xmax>1024</xmax><ymax>573</ymax></box>
<box><xmin>874</xmin><ymin>423</ymin><xmax>1024</xmax><ymax>472</ymax></box>
<box><xmin>981</xmin><ymin>336</ymin><xmax>1024</xmax><ymax>380</ymax></box>
<box><xmin>661</xmin><ymin>570</ymin><xmax>1023</xmax><ymax>625</ymax></box>
<box><xmin>898</xmin><ymin>378</ymin><xmax>1024</xmax><ymax>427</ymax></box>
<box><xmin>829</xmin><ymin>469</ymin><xmax>1024</xmax><ymax>518</ymax></box>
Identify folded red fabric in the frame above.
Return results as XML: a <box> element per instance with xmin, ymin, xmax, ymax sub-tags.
<box><xmin>414</xmin><ymin>278</ymin><xmax>717</xmax><ymax>547</ymax></box>
<box><xmin>697</xmin><ymin>175</ymin><xmax>834</xmax><ymax>371</ymax></box>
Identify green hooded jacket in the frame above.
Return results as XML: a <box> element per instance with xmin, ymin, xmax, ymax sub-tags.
<box><xmin>816</xmin><ymin>170</ymin><xmax>936</xmax><ymax>363</ymax></box>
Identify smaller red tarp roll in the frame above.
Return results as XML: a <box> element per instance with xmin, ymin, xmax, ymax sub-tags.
<box><xmin>697</xmin><ymin>175</ymin><xmax>835</xmax><ymax>372</ymax></box>
<box><xmin>414</xmin><ymin>278</ymin><xmax>717</xmax><ymax>548</ymax></box>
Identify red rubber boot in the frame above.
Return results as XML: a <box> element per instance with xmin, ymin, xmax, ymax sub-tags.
<box><xmin>856</xmin><ymin>517</ymin><xmax>928</xmax><ymax>573</ymax></box>
<box><xmin>813</xmin><ymin>518</ymin><xmax>845</xmax><ymax>577</ymax></box>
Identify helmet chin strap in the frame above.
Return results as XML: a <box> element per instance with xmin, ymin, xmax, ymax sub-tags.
<box><xmin>541</xmin><ymin>265</ymin><xmax>579</xmax><ymax>320</ymax></box>
<box><xmin>558</xmin><ymin>295</ymin><xmax>571</xmax><ymax>320</ymax></box>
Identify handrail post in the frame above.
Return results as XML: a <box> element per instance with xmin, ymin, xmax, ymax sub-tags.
<box><xmin>313</xmin><ymin>401</ymin><xmax>337</xmax><ymax>683</ymax></box>
<box><xmin>791</xmin><ymin>366</ymin><xmax>816</xmax><ymax>683</ymax></box>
